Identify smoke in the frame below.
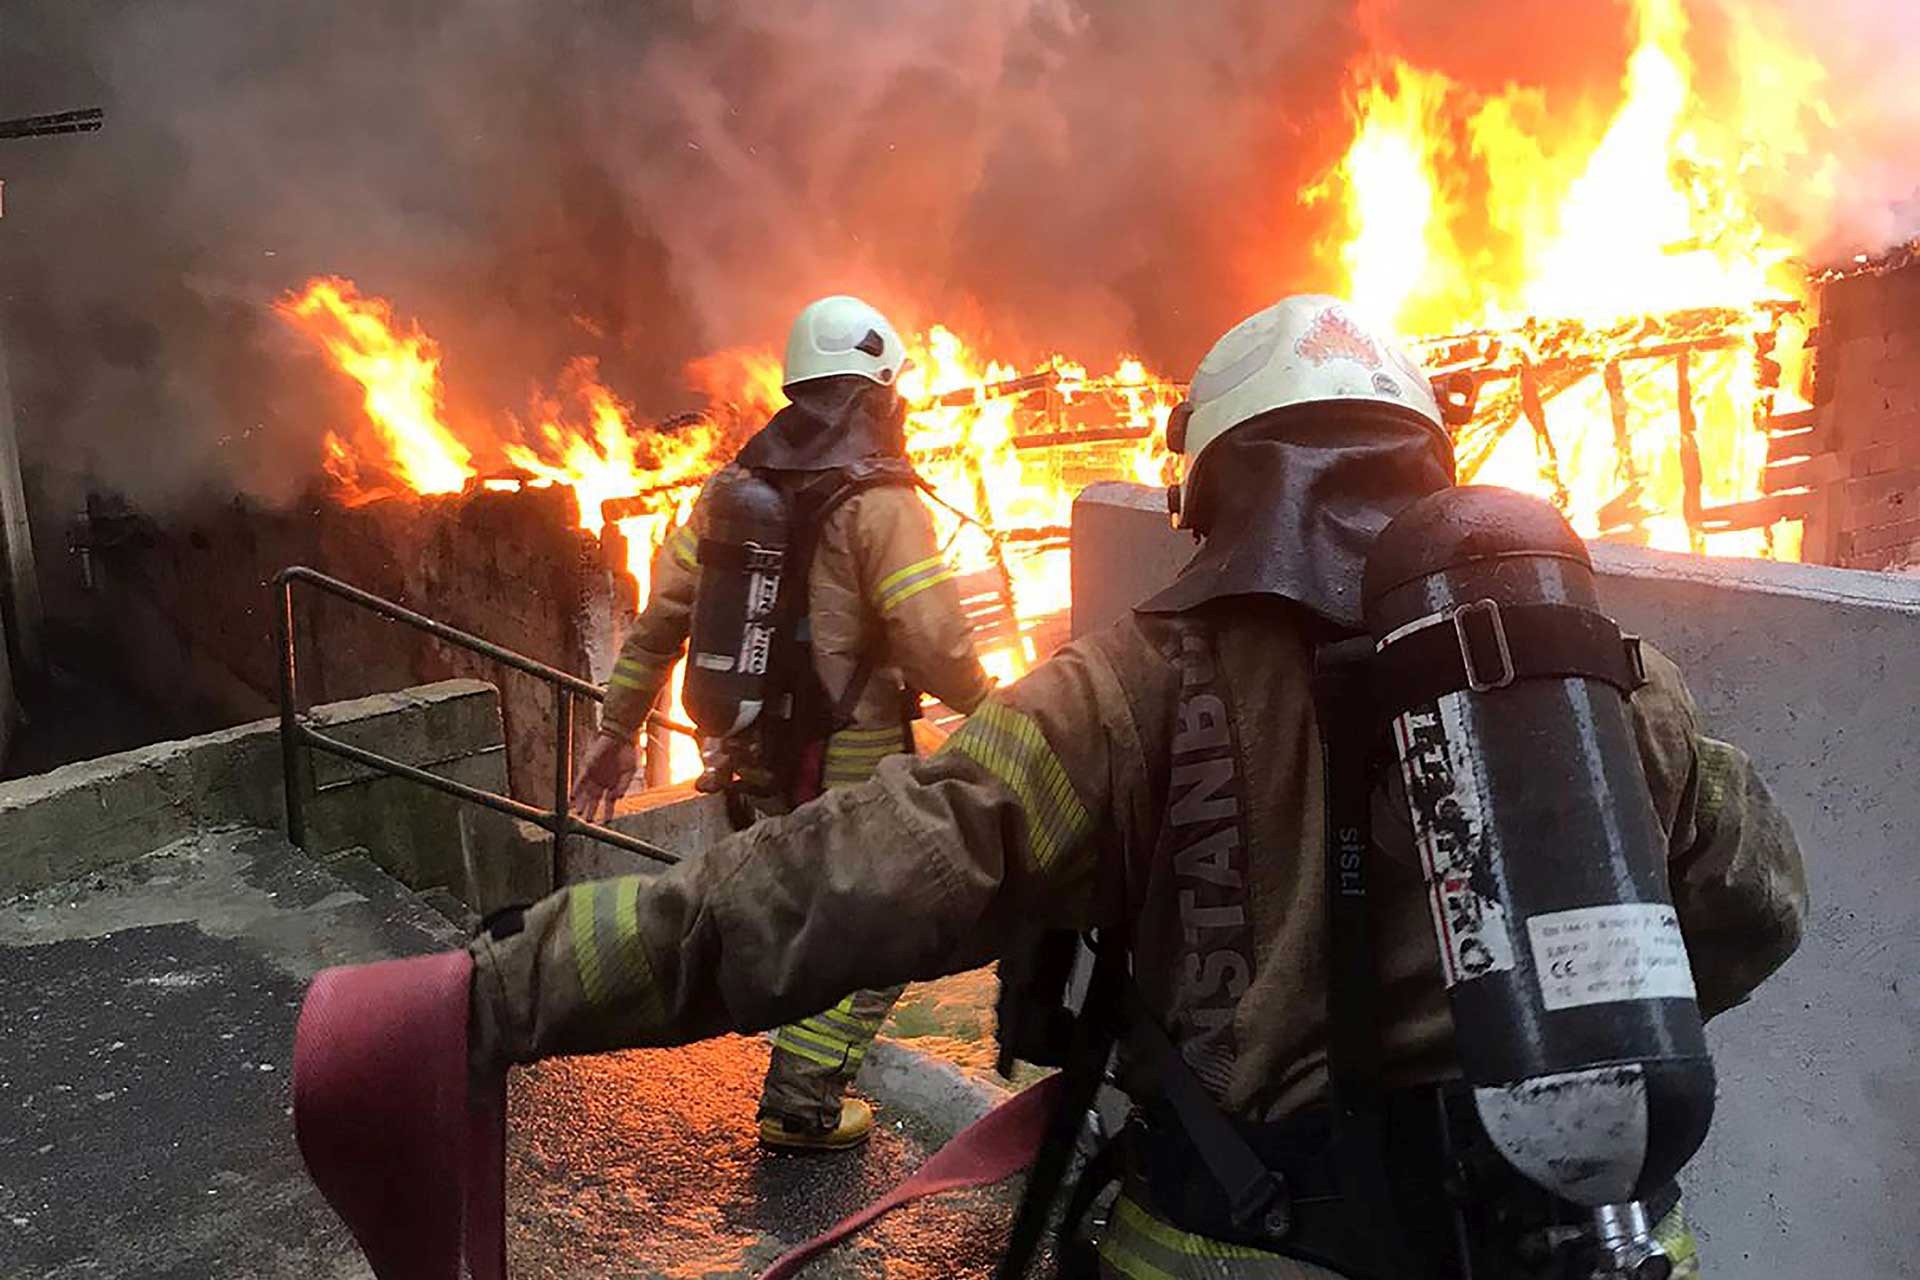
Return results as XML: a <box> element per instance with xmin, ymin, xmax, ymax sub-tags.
<box><xmin>1720</xmin><ymin>0</ymin><xmax>1920</xmax><ymax>257</ymax></box>
<box><xmin>0</xmin><ymin>0</ymin><xmax>1913</xmax><ymax>510</ymax></box>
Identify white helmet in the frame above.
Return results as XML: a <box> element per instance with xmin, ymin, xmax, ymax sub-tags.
<box><xmin>1170</xmin><ymin>295</ymin><xmax>1444</xmax><ymax>525</ymax></box>
<box><xmin>781</xmin><ymin>295</ymin><xmax>909</xmax><ymax>390</ymax></box>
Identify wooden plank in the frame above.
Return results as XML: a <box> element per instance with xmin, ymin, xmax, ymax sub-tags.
<box><xmin>1761</xmin><ymin>453</ymin><xmax>1844</xmax><ymax>493</ymax></box>
<box><xmin>1695</xmin><ymin>491</ymin><xmax>1814</xmax><ymax>531</ymax></box>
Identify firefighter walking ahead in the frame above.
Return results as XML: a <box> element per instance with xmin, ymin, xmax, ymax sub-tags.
<box><xmin>568</xmin><ymin>294</ymin><xmax>993</xmax><ymax>1150</ymax></box>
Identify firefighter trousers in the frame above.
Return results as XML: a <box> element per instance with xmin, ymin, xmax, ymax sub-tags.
<box><xmin>759</xmin><ymin>983</ymin><xmax>907</xmax><ymax>1130</ymax></box>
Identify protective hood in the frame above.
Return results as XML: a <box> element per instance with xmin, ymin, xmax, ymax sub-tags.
<box><xmin>735</xmin><ymin>375</ymin><xmax>907</xmax><ymax>473</ymax></box>
<box><xmin>1136</xmin><ymin>401</ymin><xmax>1455</xmax><ymax>628</ymax></box>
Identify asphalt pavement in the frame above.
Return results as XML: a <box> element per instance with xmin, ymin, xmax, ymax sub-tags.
<box><xmin>0</xmin><ymin>828</ymin><xmax>1023</xmax><ymax>1279</ymax></box>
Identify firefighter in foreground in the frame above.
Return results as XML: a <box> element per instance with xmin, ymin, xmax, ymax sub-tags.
<box><xmin>298</xmin><ymin>296</ymin><xmax>1806</xmax><ymax>1279</ymax></box>
<box><xmin>567</xmin><ymin>294</ymin><xmax>993</xmax><ymax>1150</ymax></box>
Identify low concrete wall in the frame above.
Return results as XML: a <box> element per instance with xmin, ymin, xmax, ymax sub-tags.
<box><xmin>0</xmin><ymin>678</ymin><xmax>549</xmax><ymax>911</ymax></box>
<box><xmin>1071</xmin><ymin>482</ymin><xmax>1919</xmax><ymax>1280</ymax></box>
<box><xmin>560</xmin><ymin>783</ymin><xmax>731</xmax><ymax>884</ymax></box>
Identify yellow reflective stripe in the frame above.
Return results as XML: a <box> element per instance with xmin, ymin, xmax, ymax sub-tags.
<box><xmin>609</xmin><ymin>656</ymin><xmax>664</xmax><ymax>692</ymax></box>
<box><xmin>667</xmin><ymin>525</ymin><xmax>699</xmax><ymax>570</ymax></box>
<box><xmin>1654</xmin><ymin>1202</ymin><xmax>1699</xmax><ymax>1276</ymax></box>
<box><xmin>770</xmin><ymin>1033</ymin><xmax>845</xmax><ymax>1070</ymax></box>
<box><xmin>818</xmin><ymin>1005</ymin><xmax>885</xmax><ymax>1036</ymax></box>
<box><xmin>569</xmin><ymin>884</ymin><xmax>606</xmax><ymax>1004</ymax></box>
<box><xmin>566</xmin><ymin>878</ymin><xmax>668</xmax><ymax>1024</ymax></box>
<box><xmin>607</xmin><ymin>876</ymin><xmax>667</xmax><ymax>1027</ymax></box>
<box><xmin>1101</xmin><ymin>1198</ymin><xmax>1290</xmax><ymax>1279</ymax></box>
<box><xmin>875</xmin><ymin>553</ymin><xmax>957</xmax><ymax>614</ymax></box>
<box><xmin>836</xmin><ymin>726</ymin><xmax>904</xmax><ymax>741</ymax></box>
<box><xmin>941</xmin><ymin>701</ymin><xmax>1092</xmax><ymax>875</ymax></box>
<box><xmin>825</xmin><ymin>742</ymin><xmax>899</xmax><ymax>763</ymax></box>
<box><xmin>784</xmin><ymin>1020</ymin><xmax>858</xmax><ymax>1055</ymax></box>
<box><xmin>881</xmin><ymin>566</ymin><xmax>956</xmax><ymax>613</ymax></box>
<box><xmin>1109</xmin><ymin>1197</ymin><xmax>1273</xmax><ymax>1259</ymax></box>
<box><xmin>876</xmin><ymin>553</ymin><xmax>944</xmax><ymax>598</ymax></box>
<box><xmin>1100</xmin><ymin>1238</ymin><xmax>1178</xmax><ymax>1280</ymax></box>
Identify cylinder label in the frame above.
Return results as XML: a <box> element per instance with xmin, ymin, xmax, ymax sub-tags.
<box><xmin>1527</xmin><ymin>904</ymin><xmax>1697</xmax><ymax>1010</ymax></box>
<box><xmin>1391</xmin><ymin>694</ymin><xmax>1515</xmax><ymax>987</ymax></box>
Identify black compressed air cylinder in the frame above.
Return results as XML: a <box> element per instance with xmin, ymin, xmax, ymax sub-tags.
<box><xmin>1362</xmin><ymin>486</ymin><xmax>1714</xmax><ymax>1205</ymax></box>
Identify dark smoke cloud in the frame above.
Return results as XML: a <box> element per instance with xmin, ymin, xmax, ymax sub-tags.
<box><xmin>0</xmin><ymin>0</ymin><xmax>1911</xmax><ymax>511</ymax></box>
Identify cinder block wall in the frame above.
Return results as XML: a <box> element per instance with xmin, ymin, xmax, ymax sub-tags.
<box><xmin>0</xmin><ymin>678</ymin><xmax>549</xmax><ymax>911</ymax></box>
<box><xmin>1804</xmin><ymin>261</ymin><xmax>1920</xmax><ymax>570</ymax></box>
<box><xmin>1071</xmin><ymin>482</ymin><xmax>1919</xmax><ymax>1280</ymax></box>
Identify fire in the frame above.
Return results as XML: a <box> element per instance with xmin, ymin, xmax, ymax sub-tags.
<box><xmin>277</xmin><ymin>278</ymin><xmax>475</xmax><ymax>497</ymax></box>
<box><xmin>278</xmin><ymin>275</ymin><xmax>1182</xmax><ymax>783</ymax></box>
<box><xmin>280</xmin><ymin>0</ymin><xmax>1857</xmax><ymax>787</ymax></box>
<box><xmin>1314</xmin><ymin>0</ymin><xmax>1823</xmax><ymax>557</ymax></box>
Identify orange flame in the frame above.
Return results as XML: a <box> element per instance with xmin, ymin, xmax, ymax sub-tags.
<box><xmin>277</xmin><ymin>278</ymin><xmax>475</xmax><ymax>497</ymax></box>
<box><xmin>279</xmin><ymin>0</ymin><xmax>1858</xmax><ymax>781</ymax></box>
<box><xmin>1312</xmin><ymin>0</ymin><xmax>1822</xmax><ymax>558</ymax></box>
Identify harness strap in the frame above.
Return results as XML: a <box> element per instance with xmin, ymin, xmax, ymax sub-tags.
<box><xmin>1313</xmin><ymin>637</ymin><xmax>1428</xmax><ymax>1280</ymax></box>
<box><xmin>1371</xmin><ymin>600</ymin><xmax>1645</xmax><ymax>716</ymax></box>
<box><xmin>1125</xmin><ymin>985</ymin><xmax>1291</xmax><ymax>1239</ymax></box>
<box><xmin>997</xmin><ymin>932</ymin><xmax>1127</xmax><ymax>1280</ymax></box>
<box><xmin>741</xmin><ymin>460</ymin><xmax>922</xmax><ymax>799</ymax></box>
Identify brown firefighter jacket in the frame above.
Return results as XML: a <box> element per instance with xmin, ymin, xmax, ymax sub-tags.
<box><xmin>473</xmin><ymin>595</ymin><xmax>1807</xmax><ymax>1217</ymax></box>
<box><xmin>597</xmin><ymin>462</ymin><xmax>994</xmax><ymax>784</ymax></box>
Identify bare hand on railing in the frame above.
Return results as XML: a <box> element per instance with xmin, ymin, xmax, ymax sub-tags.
<box><xmin>571</xmin><ymin>731</ymin><xmax>638</xmax><ymax>825</ymax></box>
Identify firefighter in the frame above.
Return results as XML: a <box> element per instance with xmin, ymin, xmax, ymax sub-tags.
<box><xmin>307</xmin><ymin>296</ymin><xmax>1806</xmax><ymax>1277</ymax></box>
<box><xmin>567</xmin><ymin>294</ymin><xmax>994</xmax><ymax>1150</ymax></box>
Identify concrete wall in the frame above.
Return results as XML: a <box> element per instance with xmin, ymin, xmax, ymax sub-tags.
<box><xmin>0</xmin><ymin>678</ymin><xmax>549</xmax><ymax>912</ymax></box>
<box><xmin>56</xmin><ymin>483</ymin><xmax>624</xmax><ymax>803</ymax></box>
<box><xmin>1071</xmin><ymin>482</ymin><xmax>1918</xmax><ymax>1280</ymax></box>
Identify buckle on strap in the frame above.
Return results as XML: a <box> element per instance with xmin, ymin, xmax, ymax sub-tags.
<box><xmin>1622</xmin><ymin>633</ymin><xmax>1648</xmax><ymax>689</ymax></box>
<box><xmin>1228</xmin><ymin>1170</ymin><xmax>1292</xmax><ymax>1239</ymax></box>
<box><xmin>1452</xmin><ymin>600</ymin><xmax>1515</xmax><ymax>693</ymax></box>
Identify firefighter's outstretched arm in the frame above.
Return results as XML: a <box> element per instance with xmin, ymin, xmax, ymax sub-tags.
<box><xmin>472</xmin><ymin>638</ymin><xmax>1136</xmax><ymax>1067</ymax></box>
<box><xmin>1631</xmin><ymin>645</ymin><xmax>1809</xmax><ymax>1017</ymax></box>
<box><xmin>572</xmin><ymin>514</ymin><xmax>704</xmax><ymax>822</ymax></box>
<box><xmin>847</xmin><ymin>486</ymin><xmax>995</xmax><ymax>714</ymax></box>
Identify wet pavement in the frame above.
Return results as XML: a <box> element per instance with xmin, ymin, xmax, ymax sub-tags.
<box><xmin>0</xmin><ymin>827</ymin><xmax>460</xmax><ymax>1279</ymax></box>
<box><xmin>508</xmin><ymin>1038</ymin><xmax>1021</xmax><ymax>1279</ymax></box>
<box><xmin>0</xmin><ymin>829</ymin><xmax>1029</xmax><ymax>1278</ymax></box>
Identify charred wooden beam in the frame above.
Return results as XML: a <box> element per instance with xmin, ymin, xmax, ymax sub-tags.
<box><xmin>1675</xmin><ymin>350</ymin><xmax>1706</xmax><ymax>554</ymax></box>
<box><xmin>0</xmin><ymin>107</ymin><xmax>104</xmax><ymax>141</ymax></box>
<box><xmin>1695</xmin><ymin>491</ymin><xmax>1814</xmax><ymax>532</ymax></box>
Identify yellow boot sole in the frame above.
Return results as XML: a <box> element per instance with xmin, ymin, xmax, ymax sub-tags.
<box><xmin>759</xmin><ymin>1098</ymin><xmax>875</xmax><ymax>1151</ymax></box>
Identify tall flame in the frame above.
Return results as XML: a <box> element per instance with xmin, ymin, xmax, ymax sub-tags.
<box><xmin>279</xmin><ymin>0</ymin><xmax>1859</xmax><ymax>786</ymax></box>
<box><xmin>1315</xmin><ymin>0</ymin><xmax>1821</xmax><ymax>558</ymax></box>
<box><xmin>276</xmin><ymin>278</ymin><xmax>475</xmax><ymax>496</ymax></box>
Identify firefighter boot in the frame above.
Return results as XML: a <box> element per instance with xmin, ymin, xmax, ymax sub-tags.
<box><xmin>759</xmin><ymin>1097</ymin><xmax>877</xmax><ymax>1151</ymax></box>
<box><xmin>757</xmin><ymin>985</ymin><xmax>904</xmax><ymax>1149</ymax></box>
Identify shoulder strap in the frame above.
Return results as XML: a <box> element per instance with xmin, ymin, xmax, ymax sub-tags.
<box><xmin>1312</xmin><ymin>636</ymin><xmax>1380</xmax><ymax>1102</ymax></box>
<box><xmin>1311</xmin><ymin>635</ymin><xmax>1419</xmax><ymax>1278</ymax></box>
<box><xmin>756</xmin><ymin>460</ymin><xmax>921</xmax><ymax>740</ymax></box>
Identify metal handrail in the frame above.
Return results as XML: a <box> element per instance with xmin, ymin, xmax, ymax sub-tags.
<box><xmin>272</xmin><ymin>565</ymin><xmax>680</xmax><ymax>866</ymax></box>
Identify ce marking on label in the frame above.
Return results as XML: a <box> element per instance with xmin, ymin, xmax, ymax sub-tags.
<box><xmin>1548</xmin><ymin>959</ymin><xmax>1581</xmax><ymax>979</ymax></box>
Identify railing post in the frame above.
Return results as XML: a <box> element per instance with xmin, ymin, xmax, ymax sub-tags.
<box><xmin>552</xmin><ymin>683</ymin><xmax>574</xmax><ymax>868</ymax></box>
<box><xmin>274</xmin><ymin>575</ymin><xmax>306</xmax><ymax>848</ymax></box>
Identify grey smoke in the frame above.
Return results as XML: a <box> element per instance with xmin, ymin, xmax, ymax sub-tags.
<box><xmin>0</xmin><ymin>0</ymin><xmax>1910</xmax><ymax>511</ymax></box>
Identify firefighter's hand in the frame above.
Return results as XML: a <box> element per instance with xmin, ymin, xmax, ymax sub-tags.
<box><xmin>572</xmin><ymin>731</ymin><xmax>639</xmax><ymax>825</ymax></box>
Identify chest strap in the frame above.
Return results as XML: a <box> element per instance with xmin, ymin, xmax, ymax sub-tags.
<box><xmin>1371</xmin><ymin>600</ymin><xmax>1646</xmax><ymax>715</ymax></box>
